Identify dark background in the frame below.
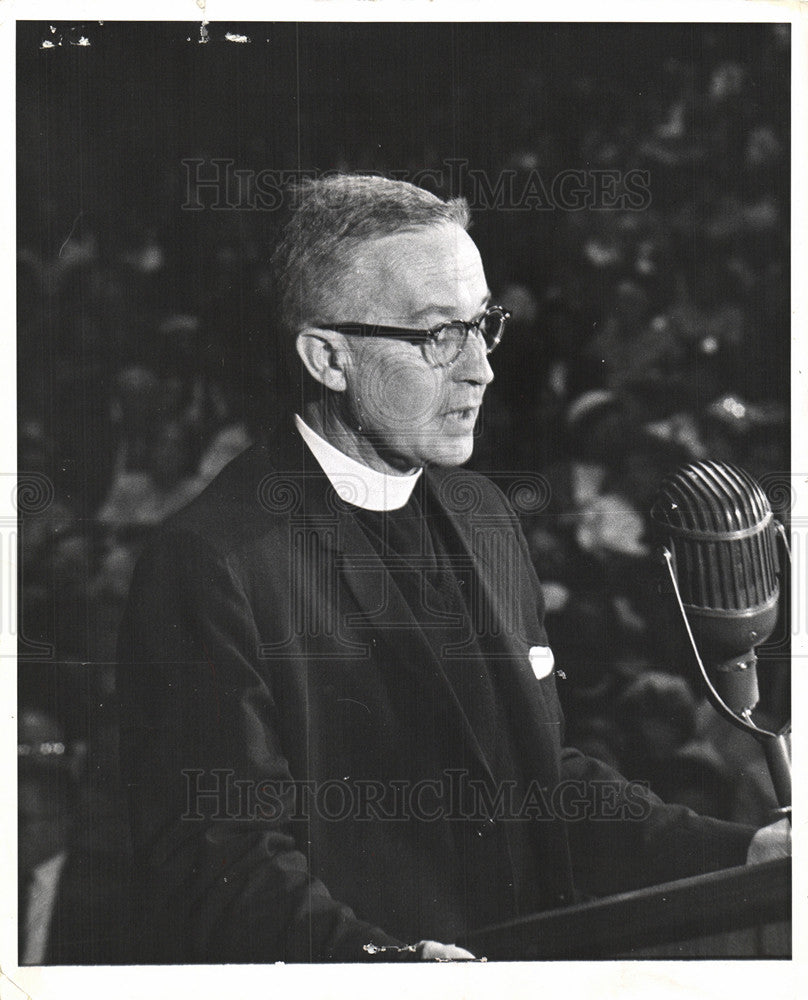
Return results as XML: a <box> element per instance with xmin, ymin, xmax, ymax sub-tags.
<box><xmin>16</xmin><ymin>20</ymin><xmax>791</xmax><ymax>946</ymax></box>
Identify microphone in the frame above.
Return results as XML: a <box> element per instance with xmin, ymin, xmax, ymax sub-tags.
<box><xmin>650</xmin><ymin>460</ymin><xmax>790</xmax><ymax>814</ymax></box>
<box><xmin>650</xmin><ymin>461</ymin><xmax>779</xmax><ymax>714</ymax></box>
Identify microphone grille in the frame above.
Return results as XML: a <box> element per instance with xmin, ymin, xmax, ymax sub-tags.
<box><xmin>651</xmin><ymin>461</ymin><xmax>778</xmax><ymax>611</ymax></box>
<box><xmin>651</xmin><ymin>461</ymin><xmax>771</xmax><ymax>533</ymax></box>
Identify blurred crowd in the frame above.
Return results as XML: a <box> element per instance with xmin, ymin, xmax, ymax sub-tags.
<box><xmin>468</xmin><ymin>35</ymin><xmax>790</xmax><ymax>830</ymax></box>
<box><xmin>17</xmin><ymin>23</ymin><xmax>790</xmax><ymax>961</ymax></box>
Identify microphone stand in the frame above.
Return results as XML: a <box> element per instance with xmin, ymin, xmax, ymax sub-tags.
<box><xmin>659</xmin><ymin>537</ymin><xmax>791</xmax><ymax>825</ymax></box>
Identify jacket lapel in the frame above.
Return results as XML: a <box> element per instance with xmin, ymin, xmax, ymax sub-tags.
<box><xmin>424</xmin><ymin>468</ymin><xmax>565</xmax><ymax>776</ymax></box>
<box><xmin>255</xmin><ymin>419</ymin><xmax>442</xmax><ymax>675</ymax></box>
<box><xmin>332</xmin><ymin>509</ymin><xmax>501</xmax><ymax>784</ymax></box>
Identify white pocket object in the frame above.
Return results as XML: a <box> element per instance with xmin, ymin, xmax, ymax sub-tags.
<box><xmin>528</xmin><ymin>645</ymin><xmax>555</xmax><ymax>680</ymax></box>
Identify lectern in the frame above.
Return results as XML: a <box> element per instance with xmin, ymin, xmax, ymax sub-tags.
<box><xmin>462</xmin><ymin>858</ymin><xmax>790</xmax><ymax>959</ymax></box>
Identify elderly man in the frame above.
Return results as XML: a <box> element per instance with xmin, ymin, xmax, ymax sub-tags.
<box><xmin>116</xmin><ymin>174</ymin><xmax>785</xmax><ymax>963</ymax></box>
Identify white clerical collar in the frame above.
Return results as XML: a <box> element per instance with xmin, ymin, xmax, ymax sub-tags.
<box><xmin>294</xmin><ymin>414</ymin><xmax>423</xmax><ymax>511</ymax></box>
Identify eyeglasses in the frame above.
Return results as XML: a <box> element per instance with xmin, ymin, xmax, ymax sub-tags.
<box><xmin>323</xmin><ymin>305</ymin><xmax>510</xmax><ymax>367</ymax></box>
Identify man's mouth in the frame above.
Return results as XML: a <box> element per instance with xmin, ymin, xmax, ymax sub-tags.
<box><xmin>443</xmin><ymin>406</ymin><xmax>479</xmax><ymax>423</ymax></box>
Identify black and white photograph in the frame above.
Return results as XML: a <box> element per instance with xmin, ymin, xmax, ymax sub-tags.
<box><xmin>5</xmin><ymin>6</ymin><xmax>802</xmax><ymax>998</ymax></box>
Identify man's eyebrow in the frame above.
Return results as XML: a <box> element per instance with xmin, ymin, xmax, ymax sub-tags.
<box><xmin>410</xmin><ymin>291</ymin><xmax>492</xmax><ymax>322</ymax></box>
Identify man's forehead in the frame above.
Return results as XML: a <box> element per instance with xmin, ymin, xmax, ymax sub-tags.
<box><xmin>346</xmin><ymin>223</ymin><xmax>487</xmax><ymax>322</ymax></box>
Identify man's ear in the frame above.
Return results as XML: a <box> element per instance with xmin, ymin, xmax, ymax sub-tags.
<box><xmin>296</xmin><ymin>328</ymin><xmax>350</xmax><ymax>392</ymax></box>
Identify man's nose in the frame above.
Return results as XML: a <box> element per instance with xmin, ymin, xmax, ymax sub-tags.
<box><xmin>453</xmin><ymin>331</ymin><xmax>494</xmax><ymax>385</ymax></box>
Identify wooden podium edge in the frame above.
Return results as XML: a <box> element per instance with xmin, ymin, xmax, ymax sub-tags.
<box><xmin>461</xmin><ymin>858</ymin><xmax>791</xmax><ymax>960</ymax></box>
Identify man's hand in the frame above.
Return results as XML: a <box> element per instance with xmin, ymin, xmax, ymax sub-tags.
<box><xmin>746</xmin><ymin>817</ymin><xmax>791</xmax><ymax>865</ymax></box>
<box><xmin>416</xmin><ymin>940</ymin><xmax>476</xmax><ymax>961</ymax></box>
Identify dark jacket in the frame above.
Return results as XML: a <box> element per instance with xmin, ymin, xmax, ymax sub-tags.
<box><xmin>116</xmin><ymin>418</ymin><xmax>754</xmax><ymax>962</ymax></box>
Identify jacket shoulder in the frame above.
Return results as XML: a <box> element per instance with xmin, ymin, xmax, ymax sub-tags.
<box><xmin>158</xmin><ymin>439</ymin><xmax>295</xmax><ymax>550</ymax></box>
<box><xmin>426</xmin><ymin>465</ymin><xmax>514</xmax><ymax>517</ymax></box>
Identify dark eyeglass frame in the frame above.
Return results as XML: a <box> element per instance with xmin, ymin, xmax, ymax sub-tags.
<box><xmin>321</xmin><ymin>305</ymin><xmax>510</xmax><ymax>366</ymax></box>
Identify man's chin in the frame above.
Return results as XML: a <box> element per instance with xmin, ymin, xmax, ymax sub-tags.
<box><xmin>423</xmin><ymin>436</ymin><xmax>475</xmax><ymax>468</ymax></box>
<box><xmin>378</xmin><ymin>432</ymin><xmax>475</xmax><ymax>470</ymax></box>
